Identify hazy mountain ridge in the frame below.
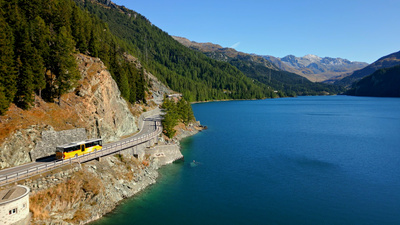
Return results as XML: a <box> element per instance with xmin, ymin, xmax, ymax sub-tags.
<box><xmin>335</xmin><ymin>50</ymin><xmax>400</xmax><ymax>87</ymax></box>
<box><xmin>263</xmin><ymin>55</ymin><xmax>368</xmax><ymax>82</ymax></box>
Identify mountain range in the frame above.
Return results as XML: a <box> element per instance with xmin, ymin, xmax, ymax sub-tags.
<box><xmin>173</xmin><ymin>36</ymin><xmax>344</xmax><ymax>96</ymax></box>
<box><xmin>172</xmin><ymin>36</ymin><xmax>277</xmax><ymax>70</ymax></box>
<box><xmin>263</xmin><ymin>54</ymin><xmax>368</xmax><ymax>82</ymax></box>
<box><xmin>173</xmin><ymin>36</ymin><xmax>368</xmax><ymax>84</ymax></box>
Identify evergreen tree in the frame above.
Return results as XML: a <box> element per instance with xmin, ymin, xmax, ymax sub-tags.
<box><xmin>88</xmin><ymin>28</ymin><xmax>99</xmax><ymax>57</ymax></box>
<box><xmin>51</xmin><ymin>26</ymin><xmax>79</xmax><ymax>101</ymax></box>
<box><xmin>161</xmin><ymin>98</ymin><xmax>195</xmax><ymax>138</ymax></box>
<box><xmin>15</xmin><ymin>27</ymin><xmax>44</xmax><ymax>109</ymax></box>
<box><xmin>29</xmin><ymin>16</ymin><xmax>48</xmax><ymax>97</ymax></box>
<box><xmin>0</xmin><ymin>9</ymin><xmax>17</xmax><ymax>114</ymax></box>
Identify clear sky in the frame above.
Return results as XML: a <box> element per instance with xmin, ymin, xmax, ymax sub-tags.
<box><xmin>112</xmin><ymin>0</ymin><xmax>399</xmax><ymax>63</ymax></box>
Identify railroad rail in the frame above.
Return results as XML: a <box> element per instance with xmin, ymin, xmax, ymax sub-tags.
<box><xmin>0</xmin><ymin>120</ymin><xmax>162</xmax><ymax>187</ymax></box>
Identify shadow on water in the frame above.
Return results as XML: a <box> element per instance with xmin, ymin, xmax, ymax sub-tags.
<box><xmin>272</xmin><ymin>153</ymin><xmax>340</xmax><ymax>172</ymax></box>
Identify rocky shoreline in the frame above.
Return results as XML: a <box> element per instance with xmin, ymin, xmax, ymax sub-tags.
<box><xmin>0</xmin><ymin>53</ymin><xmax>205</xmax><ymax>224</ymax></box>
<box><xmin>24</xmin><ymin>122</ymin><xmax>203</xmax><ymax>225</ymax></box>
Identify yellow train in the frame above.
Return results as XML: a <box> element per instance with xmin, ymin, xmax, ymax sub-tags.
<box><xmin>56</xmin><ymin>139</ymin><xmax>103</xmax><ymax>160</ymax></box>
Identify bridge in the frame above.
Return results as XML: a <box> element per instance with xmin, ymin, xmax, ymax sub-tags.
<box><xmin>0</xmin><ymin>113</ymin><xmax>163</xmax><ymax>187</ymax></box>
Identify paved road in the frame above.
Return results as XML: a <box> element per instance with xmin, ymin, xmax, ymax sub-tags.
<box><xmin>0</xmin><ymin>112</ymin><xmax>163</xmax><ymax>186</ymax></box>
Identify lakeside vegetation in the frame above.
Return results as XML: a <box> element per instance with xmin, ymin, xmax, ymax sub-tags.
<box><xmin>161</xmin><ymin>97</ymin><xmax>195</xmax><ymax>138</ymax></box>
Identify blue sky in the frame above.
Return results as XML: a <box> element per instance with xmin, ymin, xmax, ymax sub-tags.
<box><xmin>112</xmin><ymin>0</ymin><xmax>399</xmax><ymax>63</ymax></box>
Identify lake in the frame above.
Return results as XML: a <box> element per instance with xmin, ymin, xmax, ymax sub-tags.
<box><xmin>91</xmin><ymin>96</ymin><xmax>400</xmax><ymax>225</ymax></box>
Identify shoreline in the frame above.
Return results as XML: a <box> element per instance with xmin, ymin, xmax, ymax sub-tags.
<box><xmin>84</xmin><ymin>125</ymin><xmax>203</xmax><ymax>225</ymax></box>
<box><xmin>26</xmin><ymin>125</ymin><xmax>202</xmax><ymax>225</ymax></box>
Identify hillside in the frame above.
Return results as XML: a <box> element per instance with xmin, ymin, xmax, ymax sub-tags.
<box><xmin>0</xmin><ymin>0</ymin><xmax>147</xmax><ymax>116</ymax></box>
<box><xmin>172</xmin><ymin>36</ymin><xmax>278</xmax><ymax>70</ymax></box>
<box><xmin>335</xmin><ymin>50</ymin><xmax>400</xmax><ymax>87</ymax></box>
<box><xmin>74</xmin><ymin>0</ymin><xmax>272</xmax><ymax>101</ymax></box>
<box><xmin>345</xmin><ymin>65</ymin><xmax>400</xmax><ymax>97</ymax></box>
<box><xmin>173</xmin><ymin>36</ymin><xmax>345</xmax><ymax>96</ymax></box>
<box><xmin>263</xmin><ymin>55</ymin><xmax>368</xmax><ymax>82</ymax></box>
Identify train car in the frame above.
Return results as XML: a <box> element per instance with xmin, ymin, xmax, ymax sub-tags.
<box><xmin>55</xmin><ymin>139</ymin><xmax>103</xmax><ymax>160</ymax></box>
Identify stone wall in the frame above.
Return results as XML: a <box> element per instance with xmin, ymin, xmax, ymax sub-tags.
<box><xmin>146</xmin><ymin>144</ymin><xmax>183</xmax><ymax>166</ymax></box>
<box><xmin>30</xmin><ymin>128</ymin><xmax>87</xmax><ymax>161</ymax></box>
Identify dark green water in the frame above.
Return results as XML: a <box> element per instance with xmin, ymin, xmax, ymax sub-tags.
<box><xmin>91</xmin><ymin>96</ymin><xmax>400</xmax><ymax>225</ymax></box>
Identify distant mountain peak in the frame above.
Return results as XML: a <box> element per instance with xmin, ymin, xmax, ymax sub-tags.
<box><xmin>303</xmin><ymin>54</ymin><xmax>322</xmax><ymax>61</ymax></box>
<box><xmin>264</xmin><ymin>54</ymin><xmax>368</xmax><ymax>82</ymax></box>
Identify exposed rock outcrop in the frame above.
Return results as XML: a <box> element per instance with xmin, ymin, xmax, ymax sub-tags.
<box><xmin>71</xmin><ymin>54</ymin><xmax>138</xmax><ymax>142</ymax></box>
<box><xmin>26</xmin><ymin>154</ymin><xmax>159</xmax><ymax>225</ymax></box>
<box><xmin>0</xmin><ymin>54</ymin><xmax>138</xmax><ymax>168</ymax></box>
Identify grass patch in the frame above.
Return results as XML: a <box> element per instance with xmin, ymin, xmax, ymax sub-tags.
<box><xmin>29</xmin><ymin>168</ymin><xmax>103</xmax><ymax>222</ymax></box>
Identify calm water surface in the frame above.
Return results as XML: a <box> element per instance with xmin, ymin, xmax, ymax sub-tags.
<box><xmin>91</xmin><ymin>96</ymin><xmax>400</xmax><ymax>225</ymax></box>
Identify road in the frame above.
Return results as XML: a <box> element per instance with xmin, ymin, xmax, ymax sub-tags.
<box><xmin>0</xmin><ymin>112</ymin><xmax>163</xmax><ymax>187</ymax></box>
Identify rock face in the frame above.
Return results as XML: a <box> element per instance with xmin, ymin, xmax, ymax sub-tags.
<box><xmin>0</xmin><ymin>125</ymin><xmax>47</xmax><ymax>169</ymax></box>
<box><xmin>72</xmin><ymin>54</ymin><xmax>138</xmax><ymax>142</ymax></box>
<box><xmin>0</xmin><ymin>54</ymin><xmax>138</xmax><ymax>168</ymax></box>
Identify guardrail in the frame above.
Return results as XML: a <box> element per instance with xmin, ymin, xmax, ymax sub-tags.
<box><xmin>0</xmin><ymin>121</ymin><xmax>163</xmax><ymax>187</ymax></box>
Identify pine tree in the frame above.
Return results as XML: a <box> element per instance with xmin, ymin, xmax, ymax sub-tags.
<box><xmin>29</xmin><ymin>16</ymin><xmax>48</xmax><ymax>97</ymax></box>
<box><xmin>15</xmin><ymin>29</ymin><xmax>44</xmax><ymax>109</ymax></box>
<box><xmin>88</xmin><ymin>28</ymin><xmax>99</xmax><ymax>57</ymax></box>
<box><xmin>51</xmin><ymin>26</ymin><xmax>79</xmax><ymax>101</ymax></box>
<box><xmin>0</xmin><ymin>9</ymin><xmax>17</xmax><ymax>114</ymax></box>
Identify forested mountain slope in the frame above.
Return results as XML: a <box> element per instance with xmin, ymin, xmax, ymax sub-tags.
<box><xmin>346</xmin><ymin>65</ymin><xmax>400</xmax><ymax>97</ymax></box>
<box><xmin>74</xmin><ymin>0</ymin><xmax>273</xmax><ymax>101</ymax></box>
<box><xmin>0</xmin><ymin>0</ymin><xmax>146</xmax><ymax>115</ymax></box>
<box><xmin>0</xmin><ymin>0</ymin><xmax>275</xmax><ymax>117</ymax></box>
<box><xmin>173</xmin><ymin>36</ymin><xmax>345</xmax><ymax>96</ymax></box>
<box><xmin>335</xmin><ymin>50</ymin><xmax>400</xmax><ymax>87</ymax></box>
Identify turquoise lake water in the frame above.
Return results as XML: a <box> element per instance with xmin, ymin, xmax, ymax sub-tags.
<box><xmin>91</xmin><ymin>96</ymin><xmax>400</xmax><ymax>225</ymax></box>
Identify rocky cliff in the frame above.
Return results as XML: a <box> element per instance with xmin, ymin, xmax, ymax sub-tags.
<box><xmin>0</xmin><ymin>54</ymin><xmax>138</xmax><ymax>168</ymax></box>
